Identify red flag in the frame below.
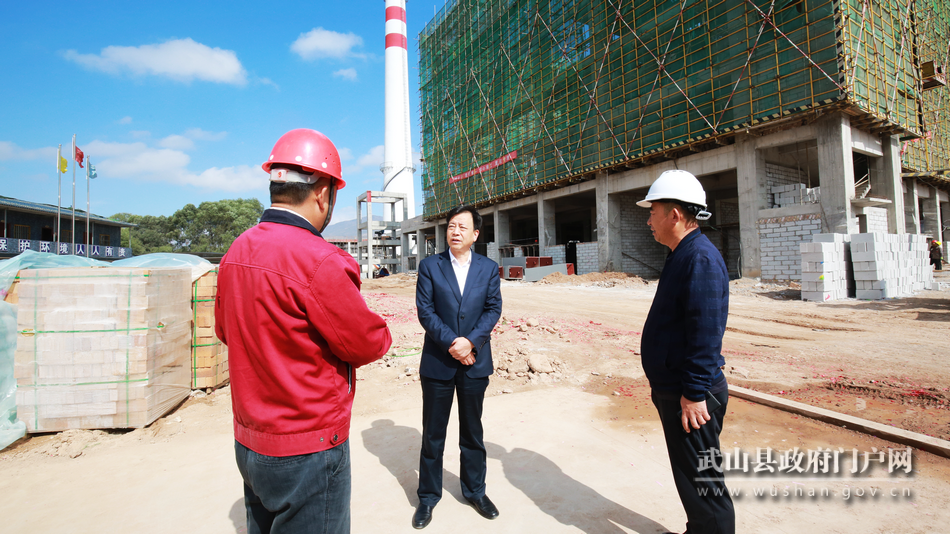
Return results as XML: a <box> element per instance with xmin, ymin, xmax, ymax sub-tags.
<box><xmin>75</xmin><ymin>146</ymin><xmax>85</xmax><ymax>168</ymax></box>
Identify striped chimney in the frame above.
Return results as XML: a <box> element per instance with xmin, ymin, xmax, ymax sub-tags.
<box><xmin>381</xmin><ymin>0</ymin><xmax>415</xmax><ymax>219</ymax></box>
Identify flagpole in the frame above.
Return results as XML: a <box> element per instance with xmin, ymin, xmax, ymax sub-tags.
<box><xmin>56</xmin><ymin>144</ymin><xmax>62</xmax><ymax>254</ymax></box>
<box><xmin>71</xmin><ymin>134</ymin><xmax>76</xmax><ymax>254</ymax></box>
<box><xmin>85</xmin><ymin>155</ymin><xmax>91</xmax><ymax>258</ymax></box>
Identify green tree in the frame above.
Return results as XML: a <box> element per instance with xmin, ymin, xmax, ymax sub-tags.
<box><xmin>112</xmin><ymin>198</ymin><xmax>263</xmax><ymax>255</ymax></box>
<box><xmin>167</xmin><ymin>198</ymin><xmax>264</xmax><ymax>253</ymax></box>
<box><xmin>110</xmin><ymin>213</ymin><xmax>174</xmax><ymax>255</ymax></box>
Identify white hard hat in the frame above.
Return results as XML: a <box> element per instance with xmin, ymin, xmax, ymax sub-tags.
<box><xmin>636</xmin><ymin>169</ymin><xmax>711</xmax><ymax>220</ymax></box>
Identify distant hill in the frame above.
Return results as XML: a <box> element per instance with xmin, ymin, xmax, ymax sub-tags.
<box><xmin>322</xmin><ymin>215</ymin><xmax>383</xmax><ymax>239</ymax></box>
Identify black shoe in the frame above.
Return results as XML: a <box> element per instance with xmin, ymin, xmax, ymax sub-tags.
<box><xmin>466</xmin><ymin>495</ymin><xmax>499</xmax><ymax>519</ymax></box>
<box><xmin>412</xmin><ymin>504</ymin><xmax>434</xmax><ymax>529</ymax></box>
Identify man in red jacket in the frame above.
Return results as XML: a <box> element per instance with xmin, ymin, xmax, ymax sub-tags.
<box><xmin>215</xmin><ymin>129</ymin><xmax>392</xmax><ymax>534</ymax></box>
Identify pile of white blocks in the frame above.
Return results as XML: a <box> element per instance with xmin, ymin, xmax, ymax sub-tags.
<box><xmin>800</xmin><ymin>232</ymin><xmax>933</xmax><ymax>302</ymax></box>
<box><xmin>771</xmin><ymin>183</ymin><xmax>820</xmax><ymax>207</ymax></box>
<box><xmin>800</xmin><ymin>234</ymin><xmax>853</xmax><ymax>302</ymax></box>
<box><xmin>851</xmin><ymin>233</ymin><xmax>933</xmax><ymax>299</ymax></box>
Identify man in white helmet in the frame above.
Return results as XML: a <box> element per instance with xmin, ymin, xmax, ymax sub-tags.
<box><xmin>637</xmin><ymin>169</ymin><xmax>735</xmax><ymax>534</ymax></box>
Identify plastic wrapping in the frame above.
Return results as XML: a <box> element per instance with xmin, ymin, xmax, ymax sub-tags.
<box><xmin>111</xmin><ymin>253</ymin><xmax>214</xmax><ymax>282</ymax></box>
<box><xmin>13</xmin><ymin>267</ymin><xmax>193</xmax><ymax>432</ymax></box>
<box><xmin>0</xmin><ymin>251</ymin><xmax>109</xmax><ymax>447</ymax></box>
<box><xmin>0</xmin><ymin>301</ymin><xmax>26</xmax><ymax>450</ymax></box>
<box><xmin>0</xmin><ymin>250</ymin><xmax>108</xmax><ymax>301</ymax></box>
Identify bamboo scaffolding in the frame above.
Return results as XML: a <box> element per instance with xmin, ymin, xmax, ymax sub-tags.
<box><xmin>419</xmin><ymin>0</ymin><xmax>940</xmax><ymax>218</ymax></box>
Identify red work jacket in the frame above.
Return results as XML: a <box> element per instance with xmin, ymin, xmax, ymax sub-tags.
<box><xmin>215</xmin><ymin>209</ymin><xmax>391</xmax><ymax>456</ymax></box>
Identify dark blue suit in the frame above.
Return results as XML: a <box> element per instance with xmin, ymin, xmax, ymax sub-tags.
<box><xmin>416</xmin><ymin>249</ymin><xmax>502</xmax><ymax>505</ymax></box>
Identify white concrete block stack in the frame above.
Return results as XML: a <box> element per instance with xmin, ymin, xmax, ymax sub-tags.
<box><xmin>800</xmin><ymin>233</ymin><xmax>853</xmax><ymax>302</ymax></box>
<box><xmin>771</xmin><ymin>183</ymin><xmax>820</xmax><ymax>207</ymax></box>
<box><xmin>575</xmin><ymin>242</ymin><xmax>599</xmax><ymax>275</ymax></box>
<box><xmin>851</xmin><ymin>233</ymin><xmax>933</xmax><ymax>299</ymax></box>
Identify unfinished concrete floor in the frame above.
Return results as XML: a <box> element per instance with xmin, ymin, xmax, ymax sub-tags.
<box><xmin>2</xmin><ymin>273</ymin><xmax>948</xmax><ymax>533</ymax></box>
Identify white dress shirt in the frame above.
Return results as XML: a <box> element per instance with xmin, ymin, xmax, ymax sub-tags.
<box><xmin>450</xmin><ymin>249</ymin><xmax>472</xmax><ymax>296</ymax></box>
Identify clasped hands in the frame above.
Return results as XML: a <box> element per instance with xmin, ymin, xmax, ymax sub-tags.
<box><xmin>449</xmin><ymin>337</ymin><xmax>475</xmax><ymax>366</ymax></box>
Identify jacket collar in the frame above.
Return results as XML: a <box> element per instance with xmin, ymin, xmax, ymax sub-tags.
<box><xmin>670</xmin><ymin>228</ymin><xmax>701</xmax><ymax>257</ymax></box>
<box><xmin>260</xmin><ymin>208</ymin><xmax>323</xmax><ymax>238</ymax></box>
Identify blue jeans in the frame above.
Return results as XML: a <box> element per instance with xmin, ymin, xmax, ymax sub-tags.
<box><xmin>235</xmin><ymin>440</ymin><xmax>351</xmax><ymax>534</ymax></box>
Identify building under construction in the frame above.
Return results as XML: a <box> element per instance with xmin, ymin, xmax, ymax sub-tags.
<box><xmin>400</xmin><ymin>0</ymin><xmax>949</xmax><ymax>282</ymax></box>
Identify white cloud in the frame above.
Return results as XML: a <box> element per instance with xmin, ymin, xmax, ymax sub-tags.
<box><xmin>64</xmin><ymin>38</ymin><xmax>247</xmax><ymax>85</ymax></box>
<box><xmin>333</xmin><ymin>68</ymin><xmax>358</xmax><ymax>81</ymax></box>
<box><xmin>258</xmin><ymin>77</ymin><xmax>280</xmax><ymax>90</ymax></box>
<box><xmin>159</xmin><ymin>135</ymin><xmax>195</xmax><ymax>150</ymax></box>
<box><xmin>357</xmin><ymin>145</ymin><xmax>385</xmax><ymax>168</ymax></box>
<box><xmin>291</xmin><ymin>28</ymin><xmax>364</xmax><ymax>60</ymax></box>
<box><xmin>339</xmin><ymin>145</ymin><xmax>385</xmax><ymax>184</ymax></box>
<box><xmin>183</xmin><ymin>165</ymin><xmax>265</xmax><ymax>192</ymax></box>
<box><xmin>83</xmin><ymin>139</ymin><xmax>265</xmax><ymax>193</ymax></box>
<box><xmin>86</xmin><ymin>140</ymin><xmax>191</xmax><ymax>176</ymax></box>
<box><xmin>184</xmin><ymin>128</ymin><xmax>227</xmax><ymax>141</ymax></box>
<box><xmin>117</xmin><ymin>116</ymin><xmax>132</xmax><ymax>124</ymax></box>
<box><xmin>0</xmin><ymin>141</ymin><xmax>56</xmax><ymax>161</ymax></box>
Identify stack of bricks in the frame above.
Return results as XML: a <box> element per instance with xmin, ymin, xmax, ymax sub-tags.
<box><xmin>857</xmin><ymin>207</ymin><xmax>889</xmax><ymax>233</ymax></box>
<box><xmin>851</xmin><ymin>233</ymin><xmax>933</xmax><ymax>299</ymax></box>
<box><xmin>757</xmin><ymin>214</ymin><xmax>822</xmax><ymax>281</ymax></box>
<box><xmin>771</xmin><ymin>183</ymin><xmax>820</xmax><ymax>208</ymax></box>
<box><xmin>621</xmin><ymin>194</ymin><xmax>668</xmax><ymax>276</ymax></box>
<box><xmin>192</xmin><ymin>269</ymin><xmax>228</xmax><ymax>389</ymax></box>
<box><xmin>575</xmin><ymin>242</ymin><xmax>599</xmax><ymax>275</ymax></box>
<box><xmin>12</xmin><ymin>267</ymin><xmax>192</xmax><ymax>432</ymax></box>
<box><xmin>800</xmin><ymin>234</ymin><xmax>854</xmax><ymax>302</ymax></box>
<box><xmin>541</xmin><ymin>245</ymin><xmax>566</xmax><ymax>265</ymax></box>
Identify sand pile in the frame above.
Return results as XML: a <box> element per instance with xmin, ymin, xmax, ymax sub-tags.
<box><xmin>537</xmin><ymin>271</ymin><xmax>647</xmax><ymax>287</ymax></box>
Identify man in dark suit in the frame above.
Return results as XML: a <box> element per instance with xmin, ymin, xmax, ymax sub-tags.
<box><xmin>412</xmin><ymin>205</ymin><xmax>503</xmax><ymax>529</ymax></box>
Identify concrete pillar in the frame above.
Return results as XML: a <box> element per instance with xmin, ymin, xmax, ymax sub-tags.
<box><xmin>904</xmin><ymin>179</ymin><xmax>920</xmax><ymax>234</ymax></box>
<box><xmin>942</xmin><ymin>199</ymin><xmax>949</xmax><ymax>258</ymax></box>
<box><xmin>538</xmin><ymin>194</ymin><xmax>556</xmax><ymax>249</ymax></box>
<box><xmin>494</xmin><ymin>208</ymin><xmax>510</xmax><ymax>246</ymax></box>
<box><xmin>735</xmin><ymin>135</ymin><xmax>765</xmax><ymax>278</ymax></box>
<box><xmin>921</xmin><ymin>184</ymin><xmax>939</xmax><ymax>237</ymax></box>
<box><xmin>416</xmin><ymin>229</ymin><xmax>426</xmax><ymax>262</ymax></box>
<box><xmin>878</xmin><ymin>135</ymin><xmax>906</xmax><ymax>233</ymax></box>
<box><xmin>595</xmin><ymin>172</ymin><xmax>622</xmax><ymax>272</ymax></box>
<box><xmin>435</xmin><ymin>223</ymin><xmax>446</xmax><ymax>253</ymax></box>
<box><xmin>816</xmin><ymin>114</ymin><xmax>857</xmax><ymax>234</ymax></box>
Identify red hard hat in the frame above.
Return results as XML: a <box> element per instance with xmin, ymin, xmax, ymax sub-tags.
<box><xmin>262</xmin><ymin>128</ymin><xmax>345</xmax><ymax>189</ymax></box>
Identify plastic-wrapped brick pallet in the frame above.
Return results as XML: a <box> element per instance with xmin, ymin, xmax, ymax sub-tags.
<box><xmin>800</xmin><ymin>234</ymin><xmax>853</xmax><ymax>302</ymax></box>
<box><xmin>13</xmin><ymin>267</ymin><xmax>193</xmax><ymax>432</ymax></box>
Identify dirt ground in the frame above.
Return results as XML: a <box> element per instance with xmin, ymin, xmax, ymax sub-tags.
<box><xmin>360</xmin><ymin>271</ymin><xmax>950</xmax><ymax>442</ymax></box>
<box><xmin>2</xmin><ymin>270</ymin><xmax>949</xmax><ymax>532</ymax></box>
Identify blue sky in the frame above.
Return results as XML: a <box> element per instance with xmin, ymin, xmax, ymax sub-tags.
<box><xmin>0</xmin><ymin>1</ymin><xmax>443</xmax><ymax>223</ymax></box>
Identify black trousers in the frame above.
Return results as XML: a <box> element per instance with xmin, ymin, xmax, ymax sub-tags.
<box><xmin>417</xmin><ymin>368</ymin><xmax>489</xmax><ymax>506</ymax></box>
<box><xmin>652</xmin><ymin>389</ymin><xmax>735</xmax><ymax>534</ymax></box>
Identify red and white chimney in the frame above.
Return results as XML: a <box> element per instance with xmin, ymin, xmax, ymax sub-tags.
<box><xmin>382</xmin><ymin>0</ymin><xmax>415</xmax><ymax>219</ymax></box>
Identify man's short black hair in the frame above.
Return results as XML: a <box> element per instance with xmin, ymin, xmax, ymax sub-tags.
<box><xmin>446</xmin><ymin>204</ymin><xmax>482</xmax><ymax>231</ymax></box>
<box><xmin>657</xmin><ymin>199</ymin><xmax>700</xmax><ymax>223</ymax></box>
